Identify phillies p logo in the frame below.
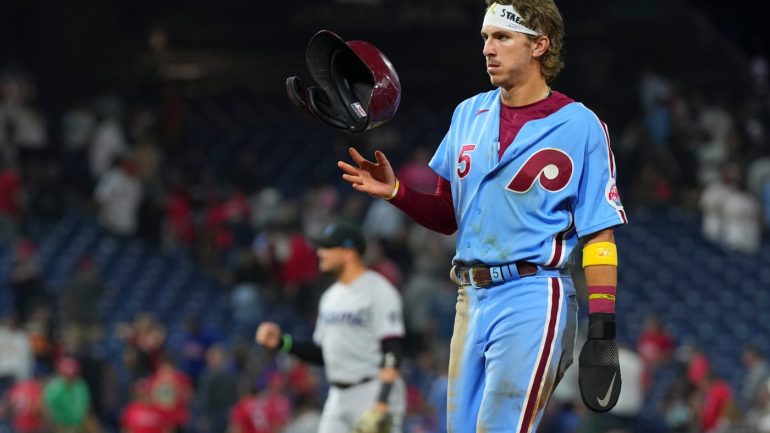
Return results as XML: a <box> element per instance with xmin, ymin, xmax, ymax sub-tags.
<box><xmin>506</xmin><ymin>148</ymin><xmax>574</xmax><ymax>193</ymax></box>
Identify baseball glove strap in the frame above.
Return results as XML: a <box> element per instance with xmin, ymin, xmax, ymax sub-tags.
<box><xmin>587</xmin><ymin>313</ymin><xmax>616</xmax><ymax>339</ymax></box>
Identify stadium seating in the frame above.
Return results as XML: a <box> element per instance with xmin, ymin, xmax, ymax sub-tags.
<box><xmin>3</xmin><ymin>205</ymin><xmax>766</xmax><ymax>402</ymax></box>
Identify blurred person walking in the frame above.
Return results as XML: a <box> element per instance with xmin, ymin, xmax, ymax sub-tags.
<box><xmin>660</xmin><ymin>366</ymin><xmax>698</xmax><ymax>433</ymax></box>
<box><xmin>742</xmin><ymin>347</ymin><xmax>770</xmax><ymax>410</ymax></box>
<box><xmin>94</xmin><ymin>157</ymin><xmax>144</xmax><ymax>237</ymax></box>
<box><xmin>637</xmin><ymin>314</ymin><xmax>674</xmax><ymax>371</ymax></box>
<box><xmin>89</xmin><ymin>97</ymin><xmax>128</xmax><ymax>179</ymax></box>
<box><xmin>43</xmin><ymin>358</ymin><xmax>93</xmax><ymax>433</ymax></box>
<box><xmin>0</xmin><ymin>158</ymin><xmax>24</xmax><ymax>242</ymax></box>
<box><xmin>60</xmin><ymin>99</ymin><xmax>96</xmax><ymax>196</ymax></box>
<box><xmin>0</xmin><ymin>316</ymin><xmax>33</xmax><ymax>394</ymax></box>
<box><xmin>61</xmin><ymin>256</ymin><xmax>107</xmax><ymax>346</ymax></box>
<box><xmin>120</xmin><ymin>379</ymin><xmax>170</xmax><ymax>433</ymax></box>
<box><xmin>699</xmin><ymin>370</ymin><xmax>736</xmax><ymax>433</ymax></box>
<box><xmin>68</xmin><ymin>335</ymin><xmax>120</xmax><ymax>424</ymax></box>
<box><xmin>228</xmin><ymin>376</ymin><xmax>291</xmax><ymax>433</ymax></box>
<box><xmin>2</xmin><ymin>373</ymin><xmax>45</xmax><ymax>433</ymax></box>
<box><xmin>176</xmin><ymin>316</ymin><xmax>220</xmax><ymax>386</ymax></box>
<box><xmin>117</xmin><ymin>313</ymin><xmax>166</xmax><ymax>379</ymax></box>
<box><xmin>197</xmin><ymin>345</ymin><xmax>238</xmax><ymax>433</ymax></box>
<box><xmin>700</xmin><ymin>163</ymin><xmax>762</xmax><ymax>254</ymax></box>
<box><xmin>148</xmin><ymin>354</ymin><xmax>192</xmax><ymax>433</ymax></box>
<box><xmin>10</xmin><ymin>240</ymin><xmax>49</xmax><ymax>324</ymax></box>
<box><xmin>256</xmin><ymin>224</ymin><xmax>406</xmax><ymax>433</ymax></box>
<box><xmin>25</xmin><ymin>303</ymin><xmax>56</xmax><ymax>373</ymax></box>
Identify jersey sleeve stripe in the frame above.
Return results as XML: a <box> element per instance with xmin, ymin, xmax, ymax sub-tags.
<box><xmin>600</xmin><ymin>122</ymin><xmax>626</xmax><ymax>224</ymax></box>
<box><xmin>517</xmin><ymin>277</ymin><xmax>563</xmax><ymax>433</ymax></box>
<box><xmin>588</xmin><ymin>112</ymin><xmax>626</xmax><ymax>226</ymax></box>
<box><xmin>599</xmin><ymin>121</ymin><xmax>615</xmax><ymax>178</ymax></box>
<box><xmin>618</xmin><ymin>208</ymin><xmax>628</xmax><ymax>224</ymax></box>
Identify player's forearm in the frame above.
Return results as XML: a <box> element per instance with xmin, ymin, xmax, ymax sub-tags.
<box><xmin>376</xmin><ymin>338</ymin><xmax>403</xmax><ymax>409</ymax></box>
<box><xmin>583</xmin><ymin>229</ymin><xmax>616</xmax><ymax>287</ymax></box>
<box><xmin>582</xmin><ymin>228</ymin><xmax>617</xmax><ymax>314</ymax></box>
<box><xmin>584</xmin><ymin>265</ymin><xmax>616</xmax><ymax>287</ymax></box>
<box><xmin>388</xmin><ymin>177</ymin><xmax>457</xmax><ymax>235</ymax></box>
<box><xmin>277</xmin><ymin>335</ymin><xmax>325</xmax><ymax>365</ymax></box>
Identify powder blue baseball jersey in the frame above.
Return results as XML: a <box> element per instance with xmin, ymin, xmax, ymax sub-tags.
<box><xmin>429</xmin><ymin>88</ymin><xmax>627</xmax><ymax>267</ymax></box>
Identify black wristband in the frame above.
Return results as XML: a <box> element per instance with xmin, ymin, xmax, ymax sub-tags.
<box><xmin>378</xmin><ymin>381</ymin><xmax>393</xmax><ymax>404</ymax></box>
<box><xmin>587</xmin><ymin>313</ymin><xmax>616</xmax><ymax>339</ymax></box>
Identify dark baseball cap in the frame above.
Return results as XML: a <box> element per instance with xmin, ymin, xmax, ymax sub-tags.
<box><xmin>316</xmin><ymin>224</ymin><xmax>366</xmax><ymax>256</ymax></box>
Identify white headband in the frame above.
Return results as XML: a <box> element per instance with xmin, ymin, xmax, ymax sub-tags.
<box><xmin>483</xmin><ymin>2</ymin><xmax>541</xmax><ymax>36</ymax></box>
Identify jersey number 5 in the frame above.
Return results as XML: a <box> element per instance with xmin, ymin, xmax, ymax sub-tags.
<box><xmin>457</xmin><ymin>145</ymin><xmax>476</xmax><ymax>179</ymax></box>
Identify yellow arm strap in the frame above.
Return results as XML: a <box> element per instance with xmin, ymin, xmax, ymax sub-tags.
<box><xmin>582</xmin><ymin>242</ymin><xmax>618</xmax><ymax>268</ymax></box>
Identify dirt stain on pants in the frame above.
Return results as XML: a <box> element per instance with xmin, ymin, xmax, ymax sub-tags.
<box><xmin>447</xmin><ymin>266</ymin><xmax>469</xmax><ymax>422</ymax></box>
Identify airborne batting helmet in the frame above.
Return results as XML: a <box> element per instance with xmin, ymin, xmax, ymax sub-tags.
<box><xmin>287</xmin><ymin>31</ymin><xmax>401</xmax><ymax>133</ymax></box>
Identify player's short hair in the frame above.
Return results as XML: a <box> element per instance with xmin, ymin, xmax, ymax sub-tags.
<box><xmin>486</xmin><ymin>0</ymin><xmax>565</xmax><ymax>83</ymax></box>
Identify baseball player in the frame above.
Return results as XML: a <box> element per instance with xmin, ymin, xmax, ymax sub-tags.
<box><xmin>337</xmin><ymin>1</ymin><xmax>626</xmax><ymax>432</ymax></box>
<box><xmin>255</xmin><ymin>224</ymin><xmax>406</xmax><ymax>433</ymax></box>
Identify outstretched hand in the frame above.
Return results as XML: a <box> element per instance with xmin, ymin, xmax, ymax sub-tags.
<box><xmin>338</xmin><ymin>148</ymin><xmax>396</xmax><ymax>199</ymax></box>
<box><xmin>255</xmin><ymin>322</ymin><xmax>282</xmax><ymax>350</ymax></box>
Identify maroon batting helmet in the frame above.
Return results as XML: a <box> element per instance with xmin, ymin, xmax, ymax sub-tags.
<box><xmin>287</xmin><ymin>31</ymin><xmax>401</xmax><ymax>133</ymax></box>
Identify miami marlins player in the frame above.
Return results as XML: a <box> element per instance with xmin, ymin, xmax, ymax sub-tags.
<box><xmin>338</xmin><ymin>0</ymin><xmax>626</xmax><ymax>431</ymax></box>
<box><xmin>255</xmin><ymin>224</ymin><xmax>406</xmax><ymax>433</ymax></box>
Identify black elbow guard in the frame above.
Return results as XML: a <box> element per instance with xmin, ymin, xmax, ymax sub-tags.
<box><xmin>381</xmin><ymin>338</ymin><xmax>403</xmax><ymax>368</ymax></box>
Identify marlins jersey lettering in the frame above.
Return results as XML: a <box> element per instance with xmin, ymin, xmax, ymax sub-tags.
<box><xmin>430</xmin><ymin>88</ymin><xmax>627</xmax><ymax>267</ymax></box>
<box><xmin>313</xmin><ymin>270</ymin><xmax>405</xmax><ymax>383</ymax></box>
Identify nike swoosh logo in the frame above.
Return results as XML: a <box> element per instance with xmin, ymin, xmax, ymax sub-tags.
<box><xmin>476</xmin><ymin>109</ymin><xmax>490</xmax><ymax>116</ymax></box>
<box><xmin>597</xmin><ymin>373</ymin><xmax>617</xmax><ymax>407</ymax></box>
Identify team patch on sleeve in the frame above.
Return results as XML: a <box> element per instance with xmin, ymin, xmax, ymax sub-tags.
<box><xmin>605</xmin><ymin>179</ymin><xmax>623</xmax><ymax>210</ymax></box>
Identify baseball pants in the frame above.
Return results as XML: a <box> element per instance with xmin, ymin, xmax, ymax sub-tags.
<box><xmin>318</xmin><ymin>377</ymin><xmax>406</xmax><ymax>433</ymax></box>
<box><xmin>447</xmin><ymin>269</ymin><xmax>578</xmax><ymax>433</ymax></box>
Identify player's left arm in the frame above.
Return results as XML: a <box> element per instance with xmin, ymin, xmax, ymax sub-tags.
<box><xmin>366</xmin><ymin>283</ymin><xmax>405</xmax><ymax>418</ymax></box>
<box><xmin>582</xmin><ymin>228</ymin><xmax>616</xmax><ymax>288</ymax></box>
<box><xmin>374</xmin><ymin>338</ymin><xmax>403</xmax><ymax>413</ymax></box>
<box><xmin>578</xmin><ymin>226</ymin><xmax>621</xmax><ymax>413</ymax></box>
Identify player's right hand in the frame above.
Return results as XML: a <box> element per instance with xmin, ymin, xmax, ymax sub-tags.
<box><xmin>255</xmin><ymin>322</ymin><xmax>282</xmax><ymax>350</ymax></box>
<box><xmin>338</xmin><ymin>148</ymin><xmax>396</xmax><ymax>199</ymax></box>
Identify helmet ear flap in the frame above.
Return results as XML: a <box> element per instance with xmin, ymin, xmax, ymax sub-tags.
<box><xmin>306</xmin><ymin>86</ymin><xmax>349</xmax><ymax>131</ymax></box>
<box><xmin>286</xmin><ymin>77</ymin><xmax>320</xmax><ymax>122</ymax></box>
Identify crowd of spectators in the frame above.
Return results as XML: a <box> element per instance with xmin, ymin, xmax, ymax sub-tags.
<box><xmin>612</xmin><ymin>60</ymin><xmax>770</xmax><ymax>256</ymax></box>
<box><xmin>2</xmin><ymin>55</ymin><xmax>770</xmax><ymax>433</ymax></box>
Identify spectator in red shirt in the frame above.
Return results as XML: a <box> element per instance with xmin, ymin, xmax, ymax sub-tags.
<box><xmin>121</xmin><ymin>379</ymin><xmax>170</xmax><ymax>433</ymax></box>
<box><xmin>687</xmin><ymin>347</ymin><xmax>711</xmax><ymax>387</ymax></box>
<box><xmin>229</xmin><ymin>373</ymin><xmax>290</xmax><ymax>433</ymax></box>
<box><xmin>148</xmin><ymin>355</ymin><xmax>192</xmax><ymax>433</ymax></box>
<box><xmin>699</xmin><ymin>370</ymin><xmax>735</xmax><ymax>432</ymax></box>
<box><xmin>166</xmin><ymin>184</ymin><xmax>194</xmax><ymax>247</ymax></box>
<box><xmin>394</xmin><ymin>147</ymin><xmax>439</xmax><ymax>193</ymax></box>
<box><xmin>637</xmin><ymin>315</ymin><xmax>675</xmax><ymax>369</ymax></box>
<box><xmin>0</xmin><ymin>160</ymin><xmax>24</xmax><ymax>242</ymax></box>
<box><xmin>278</xmin><ymin>229</ymin><xmax>319</xmax><ymax>287</ymax></box>
<box><xmin>2</xmin><ymin>376</ymin><xmax>44</xmax><ymax>433</ymax></box>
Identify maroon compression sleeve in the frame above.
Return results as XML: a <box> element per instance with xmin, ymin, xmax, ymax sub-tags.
<box><xmin>389</xmin><ymin>176</ymin><xmax>457</xmax><ymax>235</ymax></box>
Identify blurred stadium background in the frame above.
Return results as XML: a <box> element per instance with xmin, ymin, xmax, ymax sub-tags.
<box><xmin>0</xmin><ymin>0</ymin><xmax>769</xmax><ymax>432</ymax></box>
